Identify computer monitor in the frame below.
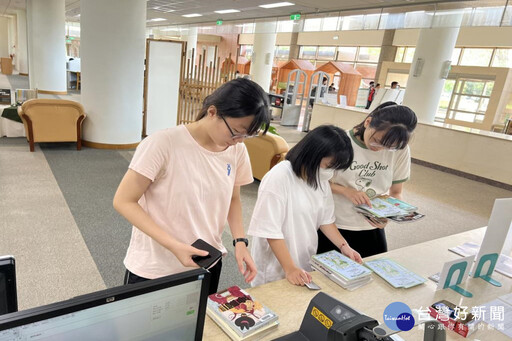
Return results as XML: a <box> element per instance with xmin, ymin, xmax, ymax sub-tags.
<box><xmin>0</xmin><ymin>255</ymin><xmax>17</xmax><ymax>315</ymax></box>
<box><xmin>0</xmin><ymin>268</ymin><xmax>210</xmax><ymax>341</ymax></box>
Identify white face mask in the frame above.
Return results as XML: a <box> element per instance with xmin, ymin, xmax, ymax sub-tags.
<box><xmin>318</xmin><ymin>167</ymin><xmax>335</xmax><ymax>181</ymax></box>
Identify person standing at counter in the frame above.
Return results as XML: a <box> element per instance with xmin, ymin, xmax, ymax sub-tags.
<box><xmin>317</xmin><ymin>102</ymin><xmax>417</xmax><ymax>258</ymax></box>
<box><xmin>248</xmin><ymin>125</ymin><xmax>362</xmax><ymax>287</ymax></box>
<box><xmin>113</xmin><ymin>78</ymin><xmax>270</xmax><ymax>294</ymax></box>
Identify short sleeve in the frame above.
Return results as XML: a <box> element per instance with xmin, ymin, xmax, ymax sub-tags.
<box><xmin>392</xmin><ymin>145</ymin><xmax>411</xmax><ymax>184</ymax></box>
<box><xmin>319</xmin><ymin>188</ymin><xmax>336</xmax><ymax>227</ymax></box>
<box><xmin>129</xmin><ymin>131</ymin><xmax>170</xmax><ymax>182</ymax></box>
<box><xmin>247</xmin><ymin>164</ymin><xmax>289</xmax><ymax>239</ymax></box>
<box><xmin>234</xmin><ymin>143</ymin><xmax>254</xmax><ymax>186</ymax></box>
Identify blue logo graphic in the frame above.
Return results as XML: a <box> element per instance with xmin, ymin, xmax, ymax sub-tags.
<box><xmin>227</xmin><ymin>164</ymin><xmax>231</xmax><ymax>176</ymax></box>
<box><xmin>383</xmin><ymin>302</ymin><xmax>415</xmax><ymax>332</ymax></box>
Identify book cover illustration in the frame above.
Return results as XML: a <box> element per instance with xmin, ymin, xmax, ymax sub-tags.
<box><xmin>207</xmin><ymin>286</ymin><xmax>278</xmax><ymax>337</ymax></box>
<box><xmin>356</xmin><ymin>196</ymin><xmax>423</xmax><ymax>221</ymax></box>
<box><xmin>364</xmin><ymin>258</ymin><xmax>426</xmax><ymax>288</ymax></box>
<box><xmin>312</xmin><ymin>250</ymin><xmax>372</xmax><ymax>280</ymax></box>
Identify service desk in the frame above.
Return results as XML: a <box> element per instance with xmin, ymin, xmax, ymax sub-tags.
<box><xmin>203</xmin><ymin>227</ymin><xmax>511</xmax><ymax>340</ymax></box>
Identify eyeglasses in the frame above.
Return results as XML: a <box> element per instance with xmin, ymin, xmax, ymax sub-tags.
<box><xmin>220</xmin><ymin>115</ymin><xmax>259</xmax><ymax>140</ymax></box>
<box><xmin>368</xmin><ymin>139</ymin><xmax>398</xmax><ymax>152</ymax></box>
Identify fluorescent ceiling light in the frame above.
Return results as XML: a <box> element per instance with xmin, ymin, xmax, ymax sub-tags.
<box><xmin>182</xmin><ymin>13</ymin><xmax>203</xmax><ymax>17</ymax></box>
<box><xmin>259</xmin><ymin>2</ymin><xmax>294</xmax><ymax>9</ymax></box>
<box><xmin>147</xmin><ymin>18</ymin><xmax>166</xmax><ymax>22</ymax></box>
<box><xmin>214</xmin><ymin>9</ymin><xmax>241</xmax><ymax>14</ymax></box>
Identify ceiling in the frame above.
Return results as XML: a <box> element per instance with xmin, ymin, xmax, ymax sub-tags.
<box><xmin>0</xmin><ymin>0</ymin><xmax>499</xmax><ymax>27</ymax></box>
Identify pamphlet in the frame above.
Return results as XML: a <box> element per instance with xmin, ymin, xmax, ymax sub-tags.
<box><xmin>355</xmin><ymin>196</ymin><xmax>424</xmax><ymax>222</ymax></box>
<box><xmin>311</xmin><ymin>250</ymin><xmax>372</xmax><ymax>281</ymax></box>
<box><xmin>364</xmin><ymin>258</ymin><xmax>426</xmax><ymax>288</ymax></box>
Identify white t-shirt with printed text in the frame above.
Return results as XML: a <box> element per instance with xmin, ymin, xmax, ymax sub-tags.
<box><xmin>332</xmin><ymin>129</ymin><xmax>411</xmax><ymax>231</ymax></box>
<box><xmin>124</xmin><ymin>125</ymin><xmax>253</xmax><ymax>279</ymax></box>
<box><xmin>248</xmin><ymin>160</ymin><xmax>336</xmax><ymax>287</ymax></box>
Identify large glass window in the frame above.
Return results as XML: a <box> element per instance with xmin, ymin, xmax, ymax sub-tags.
<box><xmin>357</xmin><ymin>47</ymin><xmax>381</xmax><ymax>63</ymax></box>
<box><xmin>341</xmin><ymin>15</ymin><xmax>364</xmax><ymax>30</ymax></box>
<box><xmin>338</xmin><ymin>47</ymin><xmax>358</xmax><ymax>61</ymax></box>
<box><xmin>304</xmin><ymin>18</ymin><xmax>322</xmax><ymax>32</ymax></box>
<box><xmin>447</xmin><ymin>78</ymin><xmax>494</xmax><ymax>123</ymax></box>
<box><xmin>299</xmin><ymin>46</ymin><xmax>317</xmax><ymax>59</ymax></box>
<box><xmin>492</xmin><ymin>48</ymin><xmax>512</xmax><ymax>68</ymax></box>
<box><xmin>317</xmin><ymin>46</ymin><xmax>337</xmax><ymax>60</ymax></box>
<box><xmin>322</xmin><ymin>17</ymin><xmax>339</xmax><ymax>31</ymax></box>
<box><xmin>470</xmin><ymin>6</ymin><xmax>506</xmax><ymax>26</ymax></box>
<box><xmin>403</xmin><ymin>47</ymin><xmax>415</xmax><ymax>63</ymax></box>
<box><xmin>436</xmin><ymin>79</ymin><xmax>456</xmax><ymax>122</ymax></box>
<box><xmin>240</xmin><ymin>45</ymin><xmax>253</xmax><ymax>58</ymax></box>
<box><xmin>395</xmin><ymin>47</ymin><xmax>405</xmax><ymax>62</ymax></box>
<box><xmin>460</xmin><ymin>48</ymin><xmax>493</xmax><ymax>67</ymax></box>
<box><xmin>277</xmin><ymin>20</ymin><xmax>294</xmax><ymax>33</ymax></box>
<box><xmin>451</xmin><ymin>48</ymin><xmax>461</xmax><ymax>64</ymax></box>
<box><xmin>275</xmin><ymin>46</ymin><xmax>290</xmax><ymax>60</ymax></box>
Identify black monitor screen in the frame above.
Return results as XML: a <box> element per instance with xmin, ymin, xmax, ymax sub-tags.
<box><xmin>0</xmin><ymin>269</ymin><xmax>210</xmax><ymax>341</ymax></box>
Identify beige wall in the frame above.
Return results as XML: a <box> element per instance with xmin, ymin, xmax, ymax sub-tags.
<box><xmin>239</xmin><ymin>32</ymin><xmax>293</xmax><ymax>45</ymax></box>
<box><xmin>0</xmin><ymin>17</ymin><xmax>9</xmax><ymax>58</ymax></box>
<box><xmin>393</xmin><ymin>27</ymin><xmax>512</xmax><ymax>47</ymax></box>
<box><xmin>310</xmin><ymin>104</ymin><xmax>512</xmax><ymax>185</ymax></box>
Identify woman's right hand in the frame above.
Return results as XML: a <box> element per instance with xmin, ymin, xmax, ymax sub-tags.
<box><xmin>172</xmin><ymin>243</ymin><xmax>209</xmax><ymax>268</ymax></box>
<box><xmin>285</xmin><ymin>267</ymin><xmax>312</xmax><ymax>286</ymax></box>
<box><xmin>339</xmin><ymin>187</ymin><xmax>372</xmax><ymax>207</ymax></box>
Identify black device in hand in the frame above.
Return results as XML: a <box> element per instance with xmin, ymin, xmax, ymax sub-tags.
<box><xmin>191</xmin><ymin>239</ymin><xmax>222</xmax><ymax>270</ymax></box>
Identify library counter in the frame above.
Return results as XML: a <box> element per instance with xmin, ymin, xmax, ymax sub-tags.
<box><xmin>203</xmin><ymin>227</ymin><xmax>511</xmax><ymax>340</ymax></box>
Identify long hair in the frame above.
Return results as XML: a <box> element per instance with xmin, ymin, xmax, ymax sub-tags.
<box><xmin>286</xmin><ymin>125</ymin><xmax>353</xmax><ymax>189</ymax></box>
<box><xmin>195</xmin><ymin>78</ymin><xmax>271</xmax><ymax>135</ymax></box>
<box><xmin>353</xmin><ymin>102</ymin><xmax>417</xmax><ymax>150</ymax></box>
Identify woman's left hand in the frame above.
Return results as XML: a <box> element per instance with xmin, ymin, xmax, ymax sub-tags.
<box><xmin>234</xmin><ymin>243</ymin><xmax>257</xmax><ymax>283</ymax></box>
<box><xmin>340</xmin><ymin>244</ymin><xmax>363</xmax><ymax>264</ymax></box>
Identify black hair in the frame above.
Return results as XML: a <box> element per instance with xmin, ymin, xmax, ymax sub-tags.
<box><xmin>196</xmin><ymin>78</ymin><xmax>271</xmax><ymax>135</ymax></box>
<box><xmin>376</xmin><ymin>83</ymin><xmax>381</xmax><ymax>87</ymax></box>
<box><xmin>286</xmin><ymin>125</ymin><xmax>354</xmax><ymax>190</ymax></box>
<box><xmin>353</xmin><ymin>101</ymin><xmax>417</xmax><ymax>150</ymax></box>
<box><xmin>369</xmin><ymin>81</ymin><xmax>375</xmax><ymax>85</ymax></box>
<box><xmin>391</xmin><ymin>81</ymin><xmax>398</xmax><ymax>87</ymax></box>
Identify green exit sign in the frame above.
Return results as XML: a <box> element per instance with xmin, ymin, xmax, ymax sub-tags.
<box><xmin>290</xmin><ymin>13</ymin><xmax>301</xmax><ymax>20</ymax></box>
<box><xmin>216</xmin><ymin>20</ymin><xmax>223</xmax><ymax>25</ymax></box>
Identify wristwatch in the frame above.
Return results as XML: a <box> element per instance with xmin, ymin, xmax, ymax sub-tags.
<box><xmin>233</xmin><ymin>238</ymin><xmax>249</xmax><ymax>247</ymax></box>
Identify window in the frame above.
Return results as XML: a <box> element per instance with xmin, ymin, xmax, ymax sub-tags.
<box><xmin>277</xmin><ymin>20</ymin><xmax>294</xmax><ymax>32</ymax></box>
<box><xmin>357</xmin><ymin>47</ymin><xmax>381</xmax><ymax>63</ymax></box>
<box><xmin>403</xmin><ymin>47</ymin><xmax>415</xmax><ymax>63</ymax></box>
<box><xmin>491</xmin><ymin>48</ymin><xmax>512</xmax><ymax>68</ymax></box>
<box><xmin>436</xmin><ymin>79</ymin><xmax>456</xmax><ymax>122</ymax></box>
<box><xmin>338</xmin><ymin>47</ymin><xmax>358</xmax><ymax>61</ymax></box>
<box><xmin>470</xmin><ymin>6</ymin><xmax>505</xmax><ymax>26</ymax></box>
<box><xmin>240</xmin><ymin>45</ymin><xmax>253</xmax><ymax>58</ymax></box>
<box><xmin>460</xmin><ymin>48</ymin><xmax>493</xmax><ymax>67</ymax></box>
<box><xmin>341</xmin><ymin>15</ymin><xmax>364</xmax><ymax>30</ymax></box>
<box><xmin>447</xmin><ymin>78</ymin><xmax>494</xmax><ymax>124</ymax></box>
<box><xmin>275</xmin><ymin>46</ymin><xmax>290</xmax><ymax>60</ymax></box>
<box><xmin>451</xmin><ymin>48</ymin><xmax>461</xmax><ymax>64</ymax></box>
<box><xmin>395</xmin><ymin>47</ymin><xmax>405</xmax><ymax>62</ymax></box>
<box><xmin>299</xmin><ymin>46</ymin><xmax>317</xmax><ymax>59</ymax></box>
<box><xmin>317</xmin><ymin>46</ymin><xmax>337</xmax><ymax>60</ymax></box>
<box><xmin>304</xmin><ymin>18</ymin><xmax>322</xmax><ymax>32</ymax></box>
<box><xmin>363</xmin><ymin>14</ymin><xmax>380</xmax><ymax>30</ymax></box>
<box><xmin>322</xmin><ymin>17</ymin><xmax>339</xmax><ymax>31</ymax></box>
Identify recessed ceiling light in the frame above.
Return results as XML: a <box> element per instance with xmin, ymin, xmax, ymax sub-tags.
<box><xmin>259</xmin><ymin>2</ymin><xmax>294</xmax><ymax>9</ymax></box>
<box><xmin>214</xmin><ymin>9</ymin><xmax>241</xmax><ymax>14</ymax></box>
<box><xmin>147</xmin><ymin>18</ymin><xmax>166</xmax><ymax>22</ymax></box>
<box><xmin>182</xmin><ymin>13</ymin><xmax>203</xmax><ymax>18</ymax></box>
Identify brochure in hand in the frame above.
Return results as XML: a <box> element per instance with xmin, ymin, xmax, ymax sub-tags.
<box><xmin>356</xmin><ymin>195</ymin><xmax>424</xmax><ymax>223</ymax></box>
<box><xmin>364</xmin><ymin>258</ymin><xmax>426</xmax><ymax>288</ymax></box>
<box><xmin>311</xmin><ymin>250</ymin><xmax>372</xmax><ymax>290</ymax></box>
<box><xmin>207</xmin><ymin>286</ymin><xmax>279</xmax><ymax>341</ymax></box>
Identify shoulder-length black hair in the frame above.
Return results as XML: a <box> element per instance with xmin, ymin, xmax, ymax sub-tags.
<box><xmin>353</xmin><ymin>101</ymin><xmax>417</xmax><ymax>150</ymax></box>
<box><xmin>286</xmin><ymin>125</ymin><xmax>353</xmax><ymax>189</ymax></box>
<box><xmin>196</xmin><ymin>78</ymin><xmax>271</xmax><ymax>135</ymax></box>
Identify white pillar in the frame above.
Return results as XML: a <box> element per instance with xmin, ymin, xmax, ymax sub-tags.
<box><xmin>81</xmin><ymin>0</ymin><xmax>146</xmax><ymax>145</ymax></box>
<box><xmin>250</xmin><ymin>21</ymin><xmax>277</xmax><ymax>92</ymax></box>
<box><xmin>15</xmin><ymin>10</ymin><xmax>28</xmax><ymax>75</ymax></box>
<box><xmin>402</xmin><ymin>26</ymin><xmax>460</xmax><ymax>123</ymax></box>
<box><xmin>26</xmin><ymin>0</ymin><xmax>66</xmax><ymax>93</ymax></box>
<box><xmin>186</xmin><ymin>27</ymin><xmax>198</xmax><ymax>76</ymax></box>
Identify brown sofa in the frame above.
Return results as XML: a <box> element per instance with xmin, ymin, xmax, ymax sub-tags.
<box><xmin>244</xmin><ymin>132</ymin><xmax>289</xmax><ymax>181</ymax></box>
<box><xmin>17</xmin><ymin>99</ymin><xmax>86</xmax><ymax>152</ymax></box>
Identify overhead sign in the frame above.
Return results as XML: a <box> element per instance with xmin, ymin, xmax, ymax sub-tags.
<box><xmin>290</xmin><ymin>13</ymin><xmax>301</xmax><ymax>20</ymax></box>
<box><xmin>216</xmin><ymin>20</ymin><xmax>223</xmax><ymax>25</ymax></box>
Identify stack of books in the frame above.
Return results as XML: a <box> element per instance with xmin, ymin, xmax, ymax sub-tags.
<box><xmin>356</xmin><ymin>196</ymin><xmax>425</xmax><ymax>223</ymax></box>
<box><xmin>311</xmin><ymin>250</ymin><xmax>372</xmax><ymax>290</ymax></box>
<box><xmin>207</xmin><ymin>285</ymin><xmax>279</xmax><ymax>341</ymax></box>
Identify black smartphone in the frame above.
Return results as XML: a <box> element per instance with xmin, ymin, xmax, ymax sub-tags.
<box><xmin>191</xmin><ymin>239</ymin><xmax>222</xmax><ymax>270</ymax></box>
<box><xmin>0</xmin><ymin>255</ymin><xmax>18</xmax><ymax>315</ymax></box>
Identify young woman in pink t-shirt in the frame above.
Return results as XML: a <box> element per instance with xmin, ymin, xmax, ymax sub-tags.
<box><xmin>114</xmin><ymin>78</ymin><xmax>271</xmax><ymax>294</ymax></box>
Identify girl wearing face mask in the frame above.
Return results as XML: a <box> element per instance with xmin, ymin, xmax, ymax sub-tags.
<box><xmin>114</xmin><ymin>78</ymin><xmax>270</xmax><ymax>295</ymax></box>
<box><xmin>317</xmin><ymin>102</ymin><xmax>418</xmax><ymax>258</ymax></box>
<box><xmin>248</xmin><ymin>125</ymin><xmax>362</xmax><ymax>287</ymax></box>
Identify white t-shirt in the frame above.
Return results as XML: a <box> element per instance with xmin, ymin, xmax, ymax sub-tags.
<box><xmin>332</xmin><ymin>129</ymin><xmax>410</xmax><ymax>231</ymax></box>
<box><xmin>124</xmin><ymin>125</ymin><xmax>253</xmax><ymax>279</ymax></box>
<box><xmin>248</xmin><ymin>160</ymin><xmax>335</xmax><ymax>287</ymax></box>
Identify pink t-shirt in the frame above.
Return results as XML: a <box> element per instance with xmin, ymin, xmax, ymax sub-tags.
<box><xmin>123</xmin><ymin>125</ymin><xmax>253</xmax><ymax>279</ymax></box>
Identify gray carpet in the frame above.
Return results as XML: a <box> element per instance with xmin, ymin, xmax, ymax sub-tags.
<box><xmin>41</xmin><ymin>143</ymin><xmax>132</xmax><ymax>288</ymax></box>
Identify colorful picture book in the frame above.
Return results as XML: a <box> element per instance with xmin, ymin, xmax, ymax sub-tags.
<box><xmin>207</xmin><ymin>286</ymin><xmax>279</xmax><ymax>340</ymax></box>
<box><xmin>356</xmin><ymin>195</ymin><xmax>424</xmax><ymax>223</ymax></box>
<box><xmin>311</xmin><ymin>250</ymin><xmax>372</xmax><ymax>290</ymax></box>
<box><xmin>364</xmin><ymin>258</ymin><xmax>426</xmax><ymax>288</ymax></box>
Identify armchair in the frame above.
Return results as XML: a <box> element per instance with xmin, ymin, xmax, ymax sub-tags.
<box><xmin>17</xmin><ymin>99</ymin><xmax>86</xmax><ymax>152</ymax></box>
<box><xmin>244</xmin><ymin>132</ymin><xmax>289</xmax><ymax>181</ymax></box>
